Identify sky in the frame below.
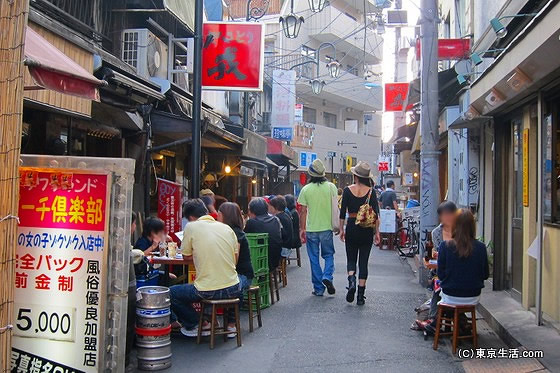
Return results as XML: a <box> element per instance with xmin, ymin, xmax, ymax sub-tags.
<box><xmin>381</xmin><ymin>0</ymin><xmax>420</xmax><ymax>142</ymax></box>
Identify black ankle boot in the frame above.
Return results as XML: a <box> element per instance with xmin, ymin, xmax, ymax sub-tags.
<box><xmin>357</xmin><ymin>286</ymin><xmax>366</xmax><ymax>306</ymax></box>
<box><xmin>346</xmin><ymin>275</ymin><xmax>357</xmax><ymax>303</ymax></box>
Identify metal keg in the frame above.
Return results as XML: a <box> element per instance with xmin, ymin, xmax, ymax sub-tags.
<box><xmin>136</xmin><ymin>286</ymin><xmax>171</xmax><ymax>309</ymax></box>
<box><xmin>136</xmin><ymin>307</ymin><xmax>170</xmax><ymax>329</ymax></box>
<box><xmin>136</xmin><ymin>340</ymin><xmax>172</xmax><ymax>371</ymax></box>
<box><xmin>135</xmin><ymin>326</ymin><xmax>171</xmax><ymax>344</ymax></box>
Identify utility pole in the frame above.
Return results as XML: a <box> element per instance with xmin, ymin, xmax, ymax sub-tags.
<box><xmin>419</xmin><ymin>0</ymin><xmax>439</xmax><ymax>283</ymax></box>
<box><xmin>190</xmin><ymin>0</ymin><xmax>204</xmax><ymax>198</ymax></box>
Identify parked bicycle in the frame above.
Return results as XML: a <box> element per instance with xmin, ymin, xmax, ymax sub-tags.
<box><xmin>395</xmin><ymin>216</ymin><xmax>419</xmax><ymax>257</ymax></box>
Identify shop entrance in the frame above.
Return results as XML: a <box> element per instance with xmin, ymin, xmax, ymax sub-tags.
<box><xmin>511</xmin><ymin>119</ymin><xmax>524</xmax><ymax>296</ymax></box>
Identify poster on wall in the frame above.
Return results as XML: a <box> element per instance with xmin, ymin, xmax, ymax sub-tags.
<box><xmin>379</xmin><ymin>209</ymin><xmax>397</xmax><ymax>233</ymax></box>
<box><xmin>271</xmin><ymin>69</ymin><xmax>296</xmax><ymax>141</ymax></box>
<box><xmin>12</xmin><ymin>169</ymin><xmax>111</xmax><ymax>372</ymax></box>
<box><xmin>157</xmin><ymin>178</ymin><xmax>182</xmax><ymax>240</ymax></box>
<box><xmin>201</xmin><ymin>22</ymin><xmax>264</xmax><ymax>91</ymax></box>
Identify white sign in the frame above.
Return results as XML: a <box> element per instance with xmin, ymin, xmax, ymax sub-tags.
<box><xmin>379</xmin><ymin>209</ymin><xmax>397</xmax><ymax>233</ymax></box>
<box><xmin>271</xmin><ymin>69</ymin><xmax>296</xmax><ymax>141</ymax></box>
<box><xmin>13</xmin><ymin>169</ymin><xmax>111</xmax><ymax>372</ymax></box>
<box><xmin>404</xmin><ymin>173</ymin><xmax>413</xmax><ymax>185</ymax></box>
<box><xmin>295</xmin><ymin>103</ymin><xmax>303</xmax><ymax>122</ymax></box>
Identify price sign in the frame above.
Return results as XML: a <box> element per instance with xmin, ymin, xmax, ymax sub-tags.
<box><xmin>14</xmin><ymin>304</ymin><xmax>76</xmax><ymax>341</ymax></box>
<box><xmin>13</xmin><ymin>169</ymin><xmax>110</xmax><ymax>372</ymax></box>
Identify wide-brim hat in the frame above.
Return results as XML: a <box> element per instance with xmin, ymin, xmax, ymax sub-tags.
<box><xmin>350</xmin><ymin>161</ymin><xmax>373</xmax><ymax>179</ymax></box>
<box><xmin>308</xmin><ymin>159</ymin><xmax>326</xmax><ymax>178</ymax></box>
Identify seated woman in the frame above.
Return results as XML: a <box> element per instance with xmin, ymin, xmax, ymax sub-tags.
<box><xmin>244</xmin><ymin>198</ymin><xmax>283</xmax><ymax>271</ymax></box>
<box><xmin>269</xmin><ymin>196</ymin><xmax>293</xmax><ymax>259</ymax></box>
<box><xmin>437</xmin><ymin>208</ymin><xmax>489</xmax><ymax>306</ymax></box>
<box><xmin>133</xmin><ymin>216</ymin><xmax>176</xmax><ymax>282</ymax></box>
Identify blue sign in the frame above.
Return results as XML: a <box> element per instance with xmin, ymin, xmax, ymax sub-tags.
<box><xmin>272</xmin><ymin>127</ymin><xmax>293</xmax><ymax>141</ymax></box>
<box><xmin>300</xmin><ymin>152</ymin><xmax>317</xmax><ymax>168</ymax></box>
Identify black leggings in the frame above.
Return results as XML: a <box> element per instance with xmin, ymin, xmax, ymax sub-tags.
<box><xmin>345</xmin><ymin>244</ymin><xmax>372</xmax><ymax>280</ymax></box>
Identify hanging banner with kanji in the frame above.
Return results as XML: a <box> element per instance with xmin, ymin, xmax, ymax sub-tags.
<box><xmin>157</xmin><ymin>178</ymin><xmax>182</xmax><ymax>240</ymax></box>
<box><xmin>12</xmin><ymin>169</ymin><xmax>111</xmax><ymax>373</ymax></box>
<box><xmin>384</xmin><ymin>83</ymin><xmax>413</xmax><ymax>112</ymax></box>
<box><xmin>202</xmin><ymin>22</ymin><xmax>264</xmax><ymax>91</ymax></box>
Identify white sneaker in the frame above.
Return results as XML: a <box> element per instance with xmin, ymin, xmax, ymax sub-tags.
<box><xmin>226</xmin><ymin>326</ymin><xmax>237</xmax><ymax>339</ymax></box>
<box><xmin>180</xmin><ymin>326</ymin><xmax>210</xmax><ymax>337</ymax></box>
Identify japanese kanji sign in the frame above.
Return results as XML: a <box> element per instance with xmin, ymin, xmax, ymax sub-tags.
<box><xmin>202</xmin><ymin>22</ymin><xmax>264</xmax><ymax>91</ymax></box>
<box><xmin>157</xmin><ymin>178</ymin><xmax>182</xmax><ymax>240</ymax></box>
<box><xmin>13</xmin><ymin>169</ymin><xmax>110</xmax><ymax>373</ymax></box>
<box><xmin>271</xmin><ymin>69</ymin><xmax>296</xmax><ymax>141</ymax></box>
<box><xmin>384</xmin><ymin>83</ymin><xmax>413</xmax><ymax>112</ymax></box>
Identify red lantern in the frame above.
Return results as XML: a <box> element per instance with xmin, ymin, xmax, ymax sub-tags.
<box><xmin>299</xmin><ymin>172</ymin><xmax>307</xmax><ymax>186</ymax></box>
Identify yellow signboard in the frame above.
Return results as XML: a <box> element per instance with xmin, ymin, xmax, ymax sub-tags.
<box><xmin>523</xmin><ymin>129</ymin><xmax>529</xmax><ymax>207</ymax></box>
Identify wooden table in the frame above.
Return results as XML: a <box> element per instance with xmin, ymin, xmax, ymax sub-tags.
<box><xmin>149</xmin><ymin>256</ymin><xmax>193</xmax><ymax>286</ymax></box>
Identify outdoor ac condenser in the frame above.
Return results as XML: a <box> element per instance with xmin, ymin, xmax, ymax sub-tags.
<box><xmin>121</xmin><ymin>29</ymin><xmax>168</xmax><ymax>80</ymax></box>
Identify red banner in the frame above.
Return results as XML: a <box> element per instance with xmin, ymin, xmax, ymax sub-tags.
<box><xmin>202</xmin><ymin>22</ymin><xmax>264</xmax><ymax>91</ymax></box>
<box><xmin>19</xmin><ymin>170</ymin><xmax>108</xmax><ymax>231</ymax></box>
<box><xmin>385</xmin><ymin>83</ymin><xmax>413</xmax><ymax>112</ymax></box>
<box><xmin>378</xmin><ymin>162</ymin><xmax>389</xmax><ymax>172</ymax></box>
<box><xmin>415</xmin><ymin>38</ymin><xmax>471</xmax><ymax>60</ymax></box>
<box><xmin>157</xmin><ymin>179</ymin><xmax>182</xmax><ymax>238</ymax></box>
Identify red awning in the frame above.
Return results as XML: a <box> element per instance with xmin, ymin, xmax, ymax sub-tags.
<box><xmin>24</xmin><ymin>27</ymin><xmax>104</xmax><ymax>101</ymax></box>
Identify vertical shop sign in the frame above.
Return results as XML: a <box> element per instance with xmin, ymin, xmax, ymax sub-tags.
<box><xmin>13</xmin><ymin>169</ymin><xmax>110</xmax><ymax>372</ymax></box>
<box><xmin>157</xmin><ymin>178</ymin><xmax>182</xmax><ymax>239</ymax></box>
<box><xmin>294</xmin><ymin>104</ymin><xmax>303</xmax><ymax>122</ymax></box>
<box><xmin>271</xmin><ymin>69</ymin><xmax>296</xmax><ymax>141</ymax></box>
<box><xmin>523</xmin><ymin>129</ymin><xmax>529</xmax><ymax>207</ymax></box>
<box><xmin>202</xmin><ymin>22</ymin><xmax>264</xmax><ymax>91</ymax></box>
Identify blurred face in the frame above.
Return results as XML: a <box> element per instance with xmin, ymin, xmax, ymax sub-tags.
<box><xmin>440</xmin><ymin>211</ymin><xmax>456</xmax><ymax>228</ymax></box>
<box><xmin>131</xmin><ymin>220</ymin><xmax>137</xmax><ymax>236</ymax></box>
<box><xmin>217</xmin><ymin>211</ymin><xmax>224</xmax><ymax>223</ymax></box>
<box><xmin>268</xmin><ymin>204</ymin><xmax>275</xmax><ymax>214</ymax></box>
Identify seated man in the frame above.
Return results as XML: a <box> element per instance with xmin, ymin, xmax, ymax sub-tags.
<box><xmin>244</xmin><ymin>198</ymin><xmax>283</xmax><ymax>271</ymax></box>
<box><xmin>170</xmin><ymin>199</ymin><xmax>241</xmax><ymax>337</ymax></box>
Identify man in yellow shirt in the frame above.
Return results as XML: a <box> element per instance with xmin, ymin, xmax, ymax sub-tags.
<box><xmin>170</xmin><ymin>199</ymin><xmax>241</xmax><ymax>337</ymax></box>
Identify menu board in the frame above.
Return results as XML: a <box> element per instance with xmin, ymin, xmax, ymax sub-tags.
<box><xmin>12</xmin><ymin>169</ymin><xmax>110</xmax><ymax>372</ymax></box>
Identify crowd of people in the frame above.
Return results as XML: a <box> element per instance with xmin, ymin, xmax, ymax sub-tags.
<box><xmin>128</xmin><ymin>157</ymin><xmax>490</xmax><ymax>351</ymax></box>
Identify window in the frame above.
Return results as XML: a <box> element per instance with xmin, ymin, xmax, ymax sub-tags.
<box><xmin>544</xmin><ymin>97</ymin><xmax>560</xmax><ymax>222</ymax></box>
<box><xmin>301</xmin><ymin>45</ymin><xmax>316</xmax><ymax>59</ymax></box>
<box><xmin>323</xmin><ymin>112</ymin><xmax>337</xmax><ymax>128</ymax></box>
<box><xmin>303</xmin><ymin>107</ymin><xmax>317</xmax><ymax>124</ymax></box>
<box><xmin>346</xmin><ymin>65</ymin><xmax>358</xmax><ymax>76</ymax></box>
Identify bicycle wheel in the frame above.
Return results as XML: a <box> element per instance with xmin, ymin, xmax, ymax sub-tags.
<box><xmin>395</xmin><ymin>227</ymin><xmax>414</xmax><ymax>257</ymax></box>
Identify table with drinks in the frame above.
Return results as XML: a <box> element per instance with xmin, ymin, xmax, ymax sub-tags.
<box><xmin>148</xmin><ymin>241</ymin><xmax>193</xmax><ymax>286</ymax></box>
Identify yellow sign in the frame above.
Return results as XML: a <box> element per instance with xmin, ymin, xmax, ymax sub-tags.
<box><xmin>523</xmin><ymin>129</ymin><xmax>529</xmax><ymax>207</ymax></box>
<box><xmin>345</xmin><ymin>156</ymin><xmax>357</xmax><ymax>172</ymax></box>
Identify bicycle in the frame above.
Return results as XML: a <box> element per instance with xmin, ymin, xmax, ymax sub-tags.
<box><xmin>394</xmin><ymin>216</ymin><xmax>420</xmax><ymax>257</ymax></box>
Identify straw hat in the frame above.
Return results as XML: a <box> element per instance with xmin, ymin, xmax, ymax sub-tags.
<box><xmin>200</xmin><ymin>188</ymin><xmax>214</xmax><ymax>197</ymax></box>
<box><xmin>308</xmin><ymin>159</ymin><xmax>326</xmax><ymax>178</ymax></box>
<box><xmin>350</xmin><ymin>161</ymin><xmax>373</xmax><ymax>179</ymax></box>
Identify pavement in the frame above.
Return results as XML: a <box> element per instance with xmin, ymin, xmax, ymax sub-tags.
<box><xmin>134</xmin><ymin>238</ymin><xmax>549</xmax><ymax>373</ymax></box>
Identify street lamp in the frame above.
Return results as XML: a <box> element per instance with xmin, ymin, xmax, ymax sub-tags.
<box><xmin>279</xmin><ymin>0</ymin><xmax>304</xmax><ymax>39</ymax></box>
<box><xmin>490</xmin><ymin>13</ymin><xmax>538</xmax><ymax>39</ymax></box>
<box><xmin>310</xmin><ymin>79</ymin><xmax>325</xmax><ymax>94</ymax></box>
<box><xmin>470</xmin><ymin>49</ymin><xmax>505</xmax><ymax>66</ymax></box>
<box><xmin>290</xmin><ymin>42</ymin><xmax>339</xmax><ymax>94</ymax></box>
<box><xmin>307</xmin><ymin>0</ymin><xmax>328</xmax><ymax>13</ymax></box>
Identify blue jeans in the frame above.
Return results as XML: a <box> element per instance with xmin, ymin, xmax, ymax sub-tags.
<box><xmin>170</xmin><ymin>282</ymin><xmax>242</xmax><ymax>329</ymax></box>
<box><xmin>305</xmin><ymin>230</ymin><xmax>335</xmax><ymax>295</ymax></box>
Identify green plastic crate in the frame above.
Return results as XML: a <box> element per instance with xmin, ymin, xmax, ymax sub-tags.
<box><xmin>243</xmin><ymin>275</ymin><xmax>270</xmax><ymax>310</ymax></box>
<box><xmin>246</xmin><ymin>233</ymin><xmax>269</xmax><ymax>275</ymax></box>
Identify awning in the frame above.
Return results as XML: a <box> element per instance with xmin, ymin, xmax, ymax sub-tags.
<box><xmin>448</xmin><ymin>115</ymin><xmax>493</xmax><ymax>130</ymax></box>
<box><xmin>403</xmin><ymin>68</ymin><xmax>462</xmax><ymax>111</ymax></box>
<box><xmin>24</xmin><ymin>27</ymin><xmax>104</xmax><ymax>101</ymax></box>
<box><xmin>164</xmin><ymin>0</ymin><xmax>195</xmax><ymax>34</ymax></box>
<box><xmin>266</xmin><ymin>137</ymin><xmax>297</xmax><ymax>167</ymax></box>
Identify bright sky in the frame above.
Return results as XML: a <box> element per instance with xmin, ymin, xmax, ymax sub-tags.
<box><xmin>381</xmin><ymin>0</ymin><xmax>420</xmax><ymax>142</ymax></box>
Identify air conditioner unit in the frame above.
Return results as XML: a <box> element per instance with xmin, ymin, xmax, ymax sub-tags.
<box><xmin>122</xmin><ymin>29</ymin><xmax>168</xmax><ymax>80</ymax></box>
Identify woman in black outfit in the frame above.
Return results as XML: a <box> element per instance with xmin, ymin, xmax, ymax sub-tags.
<box><xmin>339</xmin><ymin>161</ymin><xmax>380</xmax><ymax>305</ymax></box>
<box><xmin>285</xmin><ymin>195</ymin><xmax>302</xmax><ymax>261</ymax></box>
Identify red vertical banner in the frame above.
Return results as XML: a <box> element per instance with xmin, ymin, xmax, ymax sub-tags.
<box><xmin>385</xmin><ymin>83</ymin><xmax>413</xmax><ymax>112</ymax></box>
<box><xmin>157</xmin><ymin>179</ymin><xmax>182</xmax><ymax>239</ymax></box>
<box><xmin>202</xmin><ymin>22</ymin><xmax>264</xmax><ymax>91</ymax></box>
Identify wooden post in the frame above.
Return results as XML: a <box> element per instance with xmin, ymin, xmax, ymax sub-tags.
<box><xmin>0</xmin><ymin>0</ymin><xmax>29</xmax><ymax>370</ymax></box>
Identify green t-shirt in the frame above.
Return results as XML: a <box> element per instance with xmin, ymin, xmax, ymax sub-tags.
<box><xmin>298</xmin><ymin>181</ymin><xmax>337</xmax><ymax>232</ymax></box>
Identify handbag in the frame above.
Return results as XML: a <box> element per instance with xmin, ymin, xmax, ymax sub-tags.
<box><xmin>356</xmin><ymin>189</ymin><xmax>377</xmax><ymax>228</ymax></box>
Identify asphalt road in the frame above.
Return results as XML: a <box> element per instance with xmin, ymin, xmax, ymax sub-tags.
<box><xmin>162</xmin><ymin>239</ymin><xmax>465</xmax><ymax>373</ymax></box>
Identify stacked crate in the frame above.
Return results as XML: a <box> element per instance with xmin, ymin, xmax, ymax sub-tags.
<box><xmin>245</xmin><ymin>233</ymin><xmax>270</xmax><ymax>309</ymax></box>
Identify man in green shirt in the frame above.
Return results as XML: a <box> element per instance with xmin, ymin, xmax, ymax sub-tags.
<box><xmin>298</xmin><ymin>159</ymin><xmax>338</xmax><ymax>296</ymax></box>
